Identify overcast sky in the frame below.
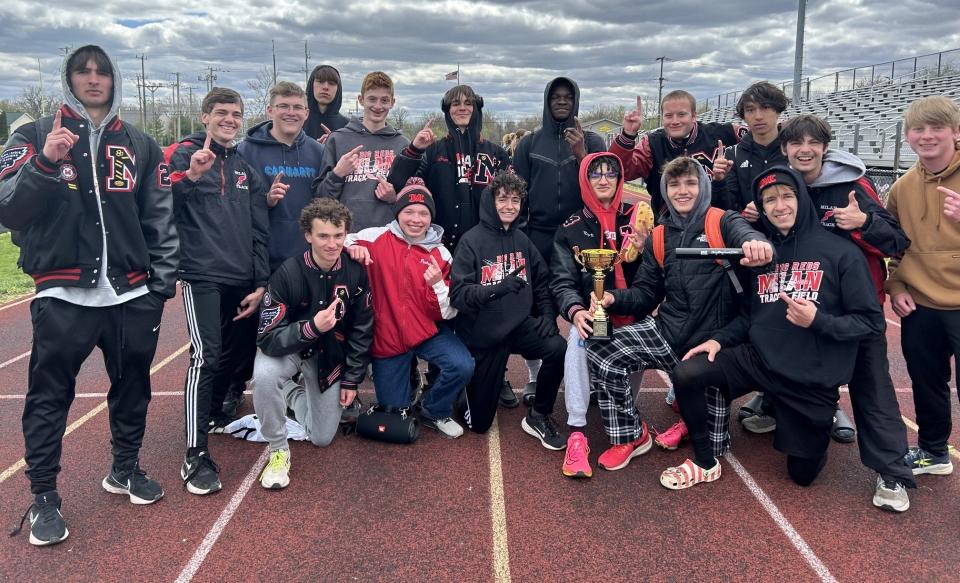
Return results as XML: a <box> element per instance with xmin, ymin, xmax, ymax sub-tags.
<box><xmin>1</xmin><ymin>0</ymin><xmax>958</xmax><ymax>120</ymax></box>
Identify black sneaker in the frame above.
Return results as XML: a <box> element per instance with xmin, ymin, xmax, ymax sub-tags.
<box><xmin>181</xmin><ymin>448</ymin><xmax>222</xmax><ymax>495</ymax></box>
<box><xmin>221</xmin><ymin>391</ymin><xmax>246</xmax><ymax>418</ymax></box>
<box><xmin>499</xmin><ymin>380</ymin><xmax>519</xmax><ymax>408</ymax></box>
<box><xmin>102</xmin><ymin>463</ymin><xmax>164</xmax><ymax>505</ymax></box>
<box><xmin>10</xmin><ymin>491</ymin><xmax>69</xmax><ymax>546</ymax></box>
<box><xmin>521</xmin><ymin>381</ymin><xmax>537</xmax><ymax>407</ymax></box>
<box><xmin>521</xmin><ymin>410</ymin><xmax>567</xmax><ymax>450</ymax></box>
<box><xmin>340</xmin><ymin>396</ymin><xmax>362</xmax><ymax>425</ymax></box>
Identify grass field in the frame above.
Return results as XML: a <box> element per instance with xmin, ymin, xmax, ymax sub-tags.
<box><xmin>0</xmin><ymin>232</ymin><xmax>32</xmax><ymax>302</ymax></box>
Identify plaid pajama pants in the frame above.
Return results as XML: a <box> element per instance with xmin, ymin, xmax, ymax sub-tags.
<box><xmin>586</xmin><ymin>316</ymin><xmax>731</xmax><ymax>455</ymax></box>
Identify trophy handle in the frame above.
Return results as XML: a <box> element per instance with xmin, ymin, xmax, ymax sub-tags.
<box><xmin>572</xmin><ymin>246</ymin><xmax>587</xmax><ymax>272</ymax></box>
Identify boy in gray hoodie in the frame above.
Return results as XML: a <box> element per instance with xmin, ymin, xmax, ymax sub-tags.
<box><xmin>313</xmin><ymin>71</ymin><xmax>409</xmax><ymax>232</ymax></box>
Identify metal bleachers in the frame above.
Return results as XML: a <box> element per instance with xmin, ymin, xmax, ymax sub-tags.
<box><xmin>697</xmin><ymin>71</ymin><xmax>960</xmax><ymax>170</ymax></box>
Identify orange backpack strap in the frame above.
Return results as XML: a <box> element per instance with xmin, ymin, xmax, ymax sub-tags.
<box><xmin>703</xmin><ymin>207</ymin><xmax>726</xmax><ymax>251</ymax></box>
<box><xmin>652</xmin><ymin>225</ymin><xmax>665</xmax><ymax>267</ymax></box>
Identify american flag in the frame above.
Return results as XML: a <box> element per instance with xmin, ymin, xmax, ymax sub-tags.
<box><xmin>445</xmin><ymin>70</ymin><xmax>458</xmax><ymax>81</ymax></box>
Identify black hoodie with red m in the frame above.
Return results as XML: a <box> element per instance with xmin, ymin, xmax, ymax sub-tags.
<box><xmin>714</xmin><ymin>166</ymin><xmax>884</xmax><ymax>389</ymax></box>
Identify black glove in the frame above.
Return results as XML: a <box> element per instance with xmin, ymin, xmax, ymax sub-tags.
<box><xmin>532</xmin><ymin>315</ymin><xmax>557</xmax><ymax>338</ymax></box>
<box><xmin>486</xmin><ymin>268</ymin><xmax>527</xmax><ymax>302</ymax></box>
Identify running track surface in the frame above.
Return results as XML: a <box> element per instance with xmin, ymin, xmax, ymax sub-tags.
<box><xmin>0</xmin><ymin>289</ymin><xmax>957</xmax><ymax>583</ymax></box>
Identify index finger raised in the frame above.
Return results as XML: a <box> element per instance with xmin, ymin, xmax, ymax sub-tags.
<box><xmin>273</xmin><ymin>171</ymin><xmax>285</xmax><ymax>185</ymax></box>
<box><xmin>203</xmin><ymin>132</ymin><xmax>212</xmax><ymax>151</ymax></box>
<box><xmin>636</xmin><ymin>95</ymin><xmax>643</xmax><ymax>115</ymax></box>
<box><xmin>52</xmin><ymin>109</ymin><xmax>62</xmax><ymax>131</ymax></box>
<box><xmin>320</xmin><ymin>123</ymin><xmax>332</xmax><ymax>135</ymax></box>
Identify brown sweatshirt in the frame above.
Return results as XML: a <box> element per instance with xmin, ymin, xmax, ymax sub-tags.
<box><xmin>885</xmin><ymin>151</ymin><xmax>960</xmax><ymax>309</ymax></box>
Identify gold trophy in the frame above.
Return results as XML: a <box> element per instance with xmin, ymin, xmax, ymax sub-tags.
<box><xmin>573</xmin><ymin>247</ymin><xmax>624</xmax><ymax>341</ymax></box>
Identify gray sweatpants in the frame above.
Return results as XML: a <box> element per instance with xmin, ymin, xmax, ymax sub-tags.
<box><xmin>251</xmin><ymin>351</ymin><xmax>343</xmax><ymax>451</ymax></box>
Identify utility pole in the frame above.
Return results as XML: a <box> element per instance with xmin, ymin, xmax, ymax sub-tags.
<box><xmin>656</xmin><ymin>56</ymin><xmax>666</xmax><ymax>118</ymax></box>
<box><xmin>37</xmin><ymin>59</ymin><xmax>44</xmax><ymax>116</ymax></box>
<box><xmin>199</xmin><ymin>66</ymin><xmax>227</xmax><ymax>93</ymax></box>
<box><xmin>793</xmin><ymin>0</ymin><xmax>807</xmax><ymax>103</ymax></box>
<box><xmin>137</xmin><ymin>54</ymin><xmax>148</xmax><ymax>128</ymax></box>
<box><xmin>272</xmin><ymin>40</ymin><xmax>278</xmax><ymax>85</ymax></box>
<box><xmin>187</xmin><ymin>86</ymin><xmax>195</xmax><ymax>134</ymax></box>
<box><xmin>170</xmin><ymin>73</ymin><xmax>182</xmax><ymax>141</ymax></box>
<box><xmin>304</xmin><ymin>40</ymin><xmax>310</xmax><ymax>87</ymax></box>
<box><xmin>143</xmin><ymin>82</ymin><xmax>163</xmax><ymax>140</ymax></box>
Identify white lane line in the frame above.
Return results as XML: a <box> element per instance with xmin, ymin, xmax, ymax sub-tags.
<box><xmin>174</xmin><ymin>447</ymin><xmax>270</xmax><ymax>583</ymax></box>
<box><xmin>487</xmin><ymin>416</ymin><xmax>512</xmax><ymax>583</ymax></box>
<box><xmin>0</xmin><ymin>294</ymin><xmax>34</xmax><ymax>312</ymax></box>
<box><xmin>726</xmin><ymin>454</ymin><xmax>839</xmax><ymax>583</ymax></box>
<box><xmin>0</xmin><ymin>350</ymin><xmax>30</xmax><ymax>370</ymax></box>
<box><xmin>0</xmin><ymin>343</ymin><xmax>190</xmax><ymax>484</ymax></box>
<box><xmin>657</xmin><ymin>369</ymin><xmax>836</xmax><ymax>583</ymax></box>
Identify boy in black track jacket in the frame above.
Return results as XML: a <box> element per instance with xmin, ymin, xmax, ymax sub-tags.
<box><xmin>166</xmin><ymin>87</ymin><xmax>270</xmax><ymax>496</ymax></box>
<box><xmin>664</xmin><ymin>167</ymin><xmax>910</xmax><ymax>514</ymax></box>
<box><xmin>714</xmin><ymin>81</ymin><xmax>789</xmax><ymax>219</ymax></box>
<box><xmin>252</xmin><ymin>198</ymin><xmax>372</xmax><ymax>489</ymax></box>
<box><xmin>451</xmin><ymin>173</ymin><xmax>566</xmax><ymax>448</ymax></box>
<box><xmin>1</xmin><ymin>45</ymin><xmax>178</xmax><ymax>546</ymax></box>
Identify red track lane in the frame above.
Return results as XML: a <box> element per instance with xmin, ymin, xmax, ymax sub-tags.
<box><xmin>0</xmin><ymin>293</ymin><xmax>959</xmax><ymax>581</ymax></box>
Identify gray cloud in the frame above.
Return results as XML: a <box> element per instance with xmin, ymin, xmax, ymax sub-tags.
<box><xmin>0</xmin><ymin>0</ymin><xmax>957</xmax><ymax>121</ymax></box>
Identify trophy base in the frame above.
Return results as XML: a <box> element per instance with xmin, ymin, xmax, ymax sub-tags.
<box><xmin>589</xmin><ymin>319</ymin><xmax>613</xmax><ymax>341</ymax></box>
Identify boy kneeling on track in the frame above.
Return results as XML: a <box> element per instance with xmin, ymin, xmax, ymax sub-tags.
<box><xmin>345</xmin><ymin>180</ymin><xmax>474</xmax><ymax>439</ymax></box>
<box><xmin>253</xmin><ymin>198</ymin><xmax>373</xmax><ymax>489</ymax></box>
<box><xmin>450</xmin><ymin>172</ymin><xmax>566</xmax><ymax>446</ymax></box>
<box><xmin>664</xmin><ymin>167</ymin><xmax>914</xmax><ymax>513</ymax></box>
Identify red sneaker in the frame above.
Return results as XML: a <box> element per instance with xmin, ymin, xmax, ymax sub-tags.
<box><xmin>598</xmin><ymin>423</ymin><xmax>652</xmax><ymax>471</ymax></box>
<box><xmin>561</xmin><ymin>432</ymin><xmax>592</xmax><ymax>478</ymax></box>
<box><xmin>654</xmin><ymin>420</ymin><xmax>689</xmax><ymax>450</ymax></box>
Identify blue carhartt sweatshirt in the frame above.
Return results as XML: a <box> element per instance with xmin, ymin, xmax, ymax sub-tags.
<box><xmin>238</xmin><ymin>121</ymin><xmax>325</xmax><ymax>271</ymax></box>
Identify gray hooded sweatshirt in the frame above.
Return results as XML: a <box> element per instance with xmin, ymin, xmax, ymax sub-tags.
<box><xmin>313</xmin><ymin>119</ymin><xmax>409</xmax><ymax>231</ymax></box>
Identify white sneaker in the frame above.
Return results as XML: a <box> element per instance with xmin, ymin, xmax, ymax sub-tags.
<box><xmin>872</xmin><ymin>475</ymin><xmax>909</xmax><ymax>512</ymax></box>
<box><xmin>260</xmin><ymin>449</ymin><xmax>291</xmax><ymax>489</ymax></box>
<box><xmin>423</xmin><ymin>415</ymin><xmax>464</xmax><ymax>439</ymax></box>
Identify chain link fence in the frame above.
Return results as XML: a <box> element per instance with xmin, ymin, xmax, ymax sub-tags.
<box><xmin>866</xmin><ymin>167</ymin><xmax>908</xmax><ymax>206</ymax></box>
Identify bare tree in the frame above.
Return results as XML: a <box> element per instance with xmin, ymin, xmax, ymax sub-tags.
<box><xmin>245</xmin><ymin>66</ymin><xmax>273</xmax><ymax>122</ymax></box>
<box><xmin>390</xmin><ymin>106</ymin><xmax>409</xmax><ymax>134</ymax></box>
<box><xmin>15</xmin><ymin>86</ymin><xmax>60</xmax><ymax>119</ymax></box>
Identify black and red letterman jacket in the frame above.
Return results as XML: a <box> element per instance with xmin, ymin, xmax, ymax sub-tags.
<box><xmin>0</xmin><ymin>105</ymin><xmax>178</xmax><ymax>297</ymax></box>
<box><xmin>257</xmin><ymin>250</ymin><xmax>374</xmax><ymax>392</ymax></box>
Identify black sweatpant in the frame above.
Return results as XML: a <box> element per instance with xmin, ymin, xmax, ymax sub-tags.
<box><xmin>674</xmin><ymin>344</ymin><xmax>835</xmax><ymax>485</ymax></box>
<box><xmin>463</xmin><ymin>318</ymin><xmax>565</xmax><ymax>433</ymax></box>
<box><xmin>23</xmin><ymin>294</ymin><xmax>163</xmax><ymax>495</ymax></box>
<box><xmin>181</xmin><ymin>280</ymin><xmax>258</xmax><ymax>451</ymax></box>
<box><xmin>900</xmin><ymin>305</ymin><xmax>960</xmax><ymax>457</ymax></box>
<box><xmin>848</xmin><ymin>332</ymin><xmax>915</xmax><ymax>486</ymax></box>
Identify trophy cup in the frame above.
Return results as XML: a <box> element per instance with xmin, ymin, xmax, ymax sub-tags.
<box><xmin>573</xmin><ymin>247</ymin><xmax>624</xmax><ymax>341</ymax></box>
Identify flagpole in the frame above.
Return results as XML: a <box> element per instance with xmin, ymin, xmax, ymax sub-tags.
<box><xmin>457</xmin><ymin>63</ymin><xmax>460</xmax><ymax>84</ymax></box>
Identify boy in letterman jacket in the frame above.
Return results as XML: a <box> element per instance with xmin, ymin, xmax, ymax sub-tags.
<box><xmin>345</xmin><ymin>180</ymin><xmax>475</xmax><ymax>439</ymax></box>
<box><xmin>1</xmin><ymin>45</ymin><xmax>177</xmax><ymax>546</ymax></box>
<box><xmin>253</xmin><ymin>198</ymin><xmax>373</xmax><ymax>489</ymax></box>
<box><xmin>165</xmin><ymin>87</ymin><xmax>270</xmax><ymax>496</ymax></box>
